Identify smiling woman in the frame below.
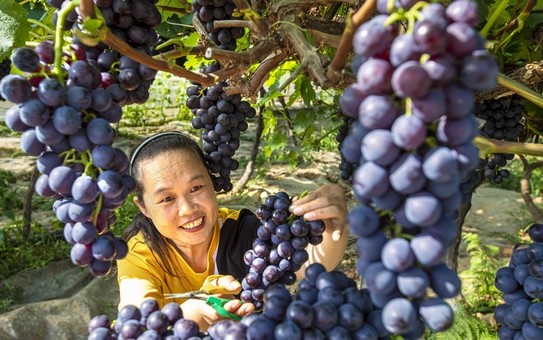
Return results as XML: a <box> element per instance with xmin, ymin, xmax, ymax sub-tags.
<box><xmin>117</xmin><ymin>131</ymin><xmax>350</xmax><ymax>330</ymax></box>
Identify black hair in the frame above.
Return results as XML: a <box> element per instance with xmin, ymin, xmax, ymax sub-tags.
<box><xmin>123</xmin><ymin>132</ymin><xmax>211</xmax><ymax>282</ymax></box>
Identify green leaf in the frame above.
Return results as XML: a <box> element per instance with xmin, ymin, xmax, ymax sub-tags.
<box><xmin>262</xmin><ymin>107</ymin><xmax>277</xmax><ymax>136</ymax></box>
<box><xmin>486</xmin><ymin>0</ymin><xmax>515</xmax><ymax>31</ymax></box>
<box><xmin>155</xmin><ymin>0</ymin><xmax>191</xmax><ymax>21</ymax></box>
<box><xmin>184</xmin><ymin>55</ymin><xmax>203</xmax><ymax>70</ymax></box>
<box><xmin>184</xmin><ymin>31</ymin><xmax>201</xmax><ymax>47</ymax></box>
<box><xmin>258</xmin><ymin>89</ymin><xmax>283</xmax><ymax>107</ymax></box>
<box><xmin>155</xmin><ymin>13</ymin><xmax>193</xmax><ymax>39</ymax></box>
<box><xmin>0</xmin><ymin>1</ymin><xmax>31</xmax><ymax>60</ymax></box>
<box><xmin>300</xmin><ymin>76</ymin><xmax>316</xmax><ymax>107</ymax></box>
<box><xmin>286</xmin><ymin>80</ymin><xmax>301</xmax><ymax>107</ymax></box>
<box><xmin>525</xmin><ymin>12</ymin><xmax>543</xmax><ymax>28</ymax></box>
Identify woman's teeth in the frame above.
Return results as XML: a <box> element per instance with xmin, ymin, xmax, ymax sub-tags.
<box><xmin>183</xmin><ymin>217</ymin><xmax>203</xmax><ymax>229</ymax></box>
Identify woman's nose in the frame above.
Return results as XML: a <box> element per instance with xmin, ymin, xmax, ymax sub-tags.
<box><xmin>177</xmin><ymin>195</ymin><xmax>196</xmax><ymax>215</ymax></box>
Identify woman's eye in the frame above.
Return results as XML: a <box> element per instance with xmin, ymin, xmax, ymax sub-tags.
<box><xmin>191</xmin><ymin>185</ymin><xmax>203</xmax><ymax>193</ymax></box>
<box><xmin>161</xmin><ymin>196</ymin><xmax>174</xmax><ymax>203</ymax></box>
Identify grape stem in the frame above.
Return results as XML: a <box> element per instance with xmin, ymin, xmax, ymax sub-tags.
<box><xmin>232</xmin><ymin>0</ymin><xmax>268</xmax><ymax>37</ymax></box>
<box><xmin>81</xmin><ymin>150</ymin><xmax>97</xmax><ymax>179</ymax></box>
<box><xmin>213</xmin><ymin>20</ymin><xmax>254</xmax><ymax>29</ymax></box>
<box><xmin>473</xmin><ymin>135</ymin><xmax>543</xmax><ymax>157</ymax></box>
<box><xmin>280</xmin><ymin>13</ymin><xmax>328</xmax><ymax>87</ymax></box>
<box><xmin>497</xmin><ymin>0</ymin><xmax>535</xmax><ymax>51</ymax></box>
<box><xmin>28</xmin><ymin>18</ymin><xmax>56</xmax><ymax>35</ymax></box>
<box><xmin>103</xmin><ymin>31</ymin><xmax>217</xmax><ymax>85</ymax></box>
<box><xmin>497</xmin><ymin>73</ymin><xmax>543</xmax><ymax>109</ymax></box>
<box><xmin>154</xmin><ymin>45</ymin><xmax>206</xmax><ymax>62</ymax></box>
<box><xmin>326</xmin><ymin>0</ymin><xmax>376</xmax><ymax>85</ymax></box>
<box><xmin>223</xmin><ymin>52</ymin><xmax>286</xmax><ymax>97</ymax></box>
<box><xmin>53</xmin><ymin>0</ymin><xmax>80</xmax><ymax>81</ymax></box>
<box><xmin>270</xmin><ymin>0</ymin><xmax>359</xmax><ymax>13</ymax></box>
<box><xmin>204</xmin><ymin>40</ymin><xmax>277</xmax><ymax>64</ymax></box>
<box><xmin>92</xmin><ymin>194</ymin><xmax>103</xmax><ymax>226</ymax></box>
<box><xmin>307</xmin><ymin>30</ymin><xmax>342</xmax><ymax>49</ymax></box>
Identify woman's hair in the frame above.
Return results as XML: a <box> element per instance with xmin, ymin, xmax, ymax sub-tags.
<box><xmin>123</xmin><ymin>131</ymin><xmax>210</xmax><ymax>279</ymax></box>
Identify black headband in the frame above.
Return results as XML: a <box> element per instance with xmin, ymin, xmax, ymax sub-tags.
<box><xmin>128</xmin><ymin>131</ymin><xmax>187</xmax><ymax>176</ymax></box>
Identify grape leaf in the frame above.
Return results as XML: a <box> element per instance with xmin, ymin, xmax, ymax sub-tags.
<box><xmin>485</xmin><ymin>0</ymin><xmax>515</xmax><ymax>35</ymax></box>
<box><xmin>0</xmin><ymin>1</ymin><xmax>31</xmax><ymax>60</ymax></box>
<box><xmin>156</xmin><ymin>0</ymin><xmax>191</xmax><ymax>21</ymax></box>
<box><xmin>299</xmin><ymin>77</ymin><xmax>316</xmax><ymax>107</ymax></box>
<box><xmin>155</xmin><ymin>13</ymin><xmax>193</xmax><ymax>39</ymax></box>
<box><xmin>525</xmin><ymin>12</ymin><xmax>543</xmax><ymax>28</ymax></box>
<box><xmin>262</xmin><ymin>107</ymin><xmax>277</xmax><ymax>137</ymax></box>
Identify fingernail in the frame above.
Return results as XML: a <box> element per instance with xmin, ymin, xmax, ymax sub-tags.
<box><xmin>288</xmin><ymin>205</ymin><xmax>296</xmax><ymax>212</ymax></box>
<box><xmin>230</xmin><ymin>281</ymin><xmax>240</xmax><ymax>289</ymax></box>
<box><xmin>332</xmin><ymin>230</ymin><xmax>341</xmax><ymax>241</ymax></box>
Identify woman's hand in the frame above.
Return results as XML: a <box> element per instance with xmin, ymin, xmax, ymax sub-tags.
<box><xmin>289</xmin><ymin>184</ymin><xmax>348</xmax><ymax>241</ymax></box>
<box><xmin>181</xmin><ymin>297</ymin><xmax>255</xmax><ymax>331</ymax></box>
<box><xmin>181</xmin><ymin>275</ymin><xmax>255</xmax><ymax>330</ymax></box>
<box><xmin>210</xmin><ymin>275</ymin><xmax>255</xmax><ymax>317</ymax></box>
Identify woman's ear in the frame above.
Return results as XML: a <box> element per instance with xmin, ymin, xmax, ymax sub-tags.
<box><xmin>133</xmin><ymin>196</ymin><xmax>149</xmax><ymax>217</ymax></box>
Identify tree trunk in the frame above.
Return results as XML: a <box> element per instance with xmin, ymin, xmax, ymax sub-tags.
<box><xmin>446</xmin><ymin>201</ymin><xmax>472</xmax><ymax>271</ymax></box>
<box><xmin>232</xmin><ymin>111</ymin><xmax>264</xmax><ymax>194</ymax></box>
<box><xmin>23</xmin><ymin>167</ymin><xmax>39</xmax><ymax>241</ymax></box>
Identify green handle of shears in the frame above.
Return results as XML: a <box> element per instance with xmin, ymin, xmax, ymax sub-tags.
<box><xmin>205</xmin><ymin>296</ymin><xmax>242</xmax><ymax>321</ymax></box>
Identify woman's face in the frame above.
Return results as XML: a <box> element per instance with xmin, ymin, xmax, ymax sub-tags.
<box><xmin>134</xmin><ymin>149</ymin><xmax>218</xmax><ymax>249</ymax></box>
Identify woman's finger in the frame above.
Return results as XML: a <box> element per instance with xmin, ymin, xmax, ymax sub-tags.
<box><xmin>290</xmin><ymin>196</ymin><xmax>331</xmax><ymax>217</ymax></box>
<box><xmin>216</xmin><ymin>275</ymin><xmax>242</xmax><ymax>292</ymax></box>
<box><xmin>223</xmin><ymin>299</ymin><xmax>243</xmax><ymax>312</ymax></box>
<box><xmin>236</xmin><ymin>303</ymin><xmax>256</xmax><ymax>316</ymax></box>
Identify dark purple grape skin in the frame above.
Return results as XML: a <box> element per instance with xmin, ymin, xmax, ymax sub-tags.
<box><xmin>529</xmin><ymin>223</ymin><xmax>543</xmax><ymax>242</ymax></box>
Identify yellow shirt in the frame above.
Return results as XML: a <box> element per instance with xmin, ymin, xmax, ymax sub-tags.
<box><xmin>117</xmin><ymin>207</ymin><xmax>241</xmax><ymax>309</ymax></box>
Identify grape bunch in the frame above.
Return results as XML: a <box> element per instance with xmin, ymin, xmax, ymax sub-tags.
<box><xmin>0</xmin><ymin>45</ymin><xmax>134</xmax><ymax>276</ymax></box>
<box><xmin>240</xmin><ymin>192</ymin><xmax>326</xmax><ymax>308</ymax></box>
<box><xmin>210</xmin><ymin>264</ymin><xmax>385</xmax><ymax>339</ymax></box>
<box><xmin>46</xmin><ymin>0</ymin><xmax>161</xmax><ymax>106</ymax></box>
<box><xmin>475</xmin><ymin>95</ymin><xmax>525</xmax><ymax>183</ymax></box>
<box><xmin>187</xmin><ymin>63</ymin><xmax>256</xmax><ymax>192</ymax></box>
<box><xmin>188</xmin><ymin>1</ymin><xmax>255</xmax><ymax>192</ymax></box>
<box><xmin>494</xmin><ymin>223</ymin><xmax>543</xmax><ymax>339</ymax></box>
<box><xmin>88</xmin><ymin>299</ymin><xmax>209</xmax><ymax>339</ymax></box>
<box><xmin>0</xmin><ymin>57</ymin><xmax>10</xmax><ymax>101</ymax></box>
<box><xmin>191</xmin><ymin>0</ymin><xmax>245</xmax><ymax>51</ymax></box>
<box><xmin>341</xmin><ymin>0</ymin><xmax>498</xmax><ymax>335</ymax></box>
<box><xmin>335</xmin><ymin>114</ymin><xmax>357</xmax><ymax>182</ymax></box>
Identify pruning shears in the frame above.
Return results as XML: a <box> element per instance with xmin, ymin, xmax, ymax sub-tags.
<box><xmin>164</xmin><ymin>275</ymin><xmax>243</xmax><ymax>321</ymax></box>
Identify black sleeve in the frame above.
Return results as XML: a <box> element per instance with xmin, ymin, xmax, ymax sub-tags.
<box><xmin>216</xmin><ymin>209</ymin><xmax>260</xmax><ymax>281</ymax></box>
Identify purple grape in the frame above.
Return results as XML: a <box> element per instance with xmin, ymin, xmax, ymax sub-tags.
<box><xmin>460</xmin><ymin>50</ymin><xmax>499</xmax><ymax>91</ymax></box>
<box><xmin>391</xmin><ymin>61</ymin><xmax>432</xmax><ymax>99</ymax></box>
<box><xmin>11</xmin><ymin>47</ymin><xmax>40</xmax><ymax>72</ymax></box>
<box><xmin>358</xmin><ymin>95</ymin><xmax>400</xmax><ymax>129</ymax></box>
<box><xmin>418</xmin><ymin>298</ymin><xmax>454</xmax><ymax>331</ymax></box>
<box><xmin>352</xmin><ymin>15</ymin><xmax>397</xmax><ymax>58</ymax></box>
<box><xmin>413</xmin><ymin>20</ymin><xmax>448</xmax><ymax>56</ymax></box>
<box><xmin>382</xmin><ymin>298</ymin><xmax>417</xmax><ymax>334</ymax></box>
<box><xmin>0</xmin><ymin>75</ymin><xmax>32</xmax><ymax>103</ymax></box>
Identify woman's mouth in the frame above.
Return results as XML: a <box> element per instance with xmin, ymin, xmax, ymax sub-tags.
<box><xmin>181</xmin><ymin>217</ymin><xmax>204</xmax><ymax>231</ymax></box>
